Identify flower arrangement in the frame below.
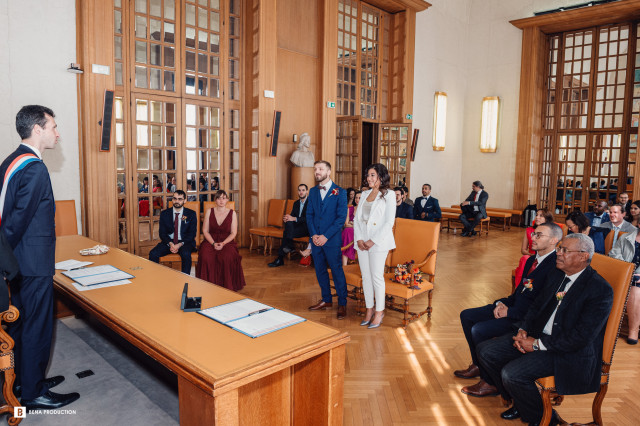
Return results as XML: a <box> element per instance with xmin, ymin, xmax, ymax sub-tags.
<box><xmin>391</xmin><ymin>260</ymin><xmax>423</xmax><ymax>289</ymax></box>
<box><xmin>521</xmin><ymin>279</ymin><xmax>533</xmax><ymax>292</ymax></box>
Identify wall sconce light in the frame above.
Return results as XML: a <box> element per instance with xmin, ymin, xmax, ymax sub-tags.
<box><xmin>480</xmin><ymin>96</ymin><xmax>500</xmax><ymax>153</ymax></box>
<box><xmin>293</xmin><ymin>134</ymin><xmax>298</xmax><ymax>143</ymax></box>
<box><xmin>432</xmin><ymin>92</ymin><xmax>447</xmax><ymax>151</ymax></box>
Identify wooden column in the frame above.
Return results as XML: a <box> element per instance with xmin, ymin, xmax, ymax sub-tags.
<box><xmin>320</xmin><ymin>0</ymin><xmax>338</xmax><ymax>165</ymax></box>
<box><xmin>76</xmin><ymin>0</ymin><xmax>118</xmax><ymax>246</ymax></box>
<box><xmin>401</xmin><ymin>8</ymin><xmax>416</xmax><ymax>124</ymax></box>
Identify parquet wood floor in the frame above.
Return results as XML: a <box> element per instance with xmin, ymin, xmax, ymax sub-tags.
<box><xmin>238</xmin><ymin>229</ymin><xmax>639</xmax><ymax>425</ymax></box>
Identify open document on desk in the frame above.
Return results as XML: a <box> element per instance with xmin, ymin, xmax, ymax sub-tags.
<box><xmin>198</xmin><ymin>299</ymin><xmax>306</xmax><ymax>338</ymax></box>
<box><xmin>62</xmin><ymin>265</ymin><xmax>134</xmax><ymax>286</ymax></box>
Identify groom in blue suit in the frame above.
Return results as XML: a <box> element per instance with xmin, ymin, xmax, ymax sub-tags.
<box><xmin>306</xmin><ymin>161</ymin><xmax>349</xmax><ymax>319</ymax></box>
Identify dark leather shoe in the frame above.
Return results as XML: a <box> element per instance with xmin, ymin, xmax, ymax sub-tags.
<box><xmin>22</xmin><ymin>390</ymin><xmax>80</xmax><ymax>410</ymax></box>
<box><xmin>470</xmin><ymin>230</ymin><xmax>478</xmax><ymax>237</ymax></box>
<box><xmin>337</xmin><ymin>305</ymin><xmax>347</xmax><ymax>319</ymax></box>
<box><xmin>461</xmin><ymin>231</ymin><xmax>469</xmax><ymax>237</ymax></box>
<box><xmin>461</xmin><ymin>380</ymin><xmax>499</xmax><ymax>397</ymax></box>
<box><xmin>14</xmin><ymin>375</ymin><xmax>65</xmax><ymax>398</ymax></box>
<box><xmin>268</xmin><ymin>257</ymin><xmax>284</xmax><ymax>267</ymax></box>
<box><xmin>500</xmin><ymin>406</ymin><xmax>520</xmax><ymax>420</ymax></box>
<box><xmin>454</xmin><ymin>364</ymin><xmax>480</xmax><ymax>379</ymax></box>
<box><xmin>528</xmin><ymin>409</ymin><xmax>561</xmax><ymax>426</ymax></box>
<box><xmin>308</xmin><ymin>301</ymin><xmax>333</xmax><ymax>311</ymax></box>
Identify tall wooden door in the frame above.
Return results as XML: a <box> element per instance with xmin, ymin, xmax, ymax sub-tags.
<box><xmin>377</xmin><ymin>123</ymin><xmax>411</xmax><ymax>189</ymax></box>
<box><xmin>335</xmin><ymin>116</ymin><xmax>363</xmax><ymax>189</ymax></box>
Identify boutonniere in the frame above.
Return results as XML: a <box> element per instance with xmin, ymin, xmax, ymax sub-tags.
<box><xmin>330</xmin><ymin>188</ymin><xmax>339</xmax><ymax>196</ymax></box>
<box><xmin>521</xmin><ymin>279</ymin><xmax>533</xmax><ymax>293</ymax></box>
<box><xmin>181</xmin><ymin>215</ymin><xmax>187</xmax><ymax>222</ymax></box>
<box><xmin>556</xmin><ymin>291</ymin><xmax>567</xmax><ymax>304</ymax></box>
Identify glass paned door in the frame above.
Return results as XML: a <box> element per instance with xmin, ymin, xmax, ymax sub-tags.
<box><xmin>336</xmin><ymin>116</ymin><xmax>362</xmax><ymax>189</ymax></box>
<box><xmin>378</xmin><ymin>123</ymin><xmax>411</xmax><ymax>189</ymax></box>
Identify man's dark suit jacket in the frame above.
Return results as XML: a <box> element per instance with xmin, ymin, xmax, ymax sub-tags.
<box><xmin>522</xmin><ymin>265</ymin><xmax>613</xmax><ymax>395</ymax></box>
<box><xmin>158</xmin><ymin>207</ymin><xmax>198</xmax><ymax>251</ymax></box>
<box><xmin>396</xmin><ymin>202</ymin><xmax>414</xmax><ymax>219</ymax></box>
<box><xmin>461</xmin><ymin>190</ymin><xmax>489</xmax><ymax>218</ymax></box>
<box><xmin>0</xmin><ymin>145</ymin><xmax>55</xmax><ymax>277</ymax></box>
<box><xmin>290</xmin><ymin>198</ymin><xmax>309</xmax><ymax>227</ymax></box>
<box><xmin>584</xmin><ymin>211</ymin><xmax>610</xmax><ymax>227</ymax></box>
<box><xmin>413</xmin><ymin>196</ymin><xmax>441</xmax><ymax>221</ymax></box>
<box><xmin>0</xmin><ymin>232</ymin><xmax>18</xmax><ymax>311</ymax></box>
<box><xmin>494</xmin><ymin>252</ymin><xmax>557</xmax><ymax>321</ymax></box>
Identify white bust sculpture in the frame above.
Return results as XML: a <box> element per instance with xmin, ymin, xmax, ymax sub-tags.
<box><xmin>290</xmin><ymin>132</ymin><xmax>315</xmax><ymax>167</ymax></box>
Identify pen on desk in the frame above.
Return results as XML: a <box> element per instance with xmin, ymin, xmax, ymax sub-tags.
<box><xmin>248</xmin><ymin>308</ymin><xmax>270</xmax><ymax>316</ymax></box>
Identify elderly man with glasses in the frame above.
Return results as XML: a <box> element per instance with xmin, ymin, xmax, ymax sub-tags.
<box><xmin>454</xmin><ymin>222</ymin><xmax>563</xmax><ymax>397</ymax></box>
<box><xmin>476</xmin><ymin>234</ymin><xmax>613</xmax><ymax>426</ymax></box>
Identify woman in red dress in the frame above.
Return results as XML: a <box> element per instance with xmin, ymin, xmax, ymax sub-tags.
<box><xmin>196</xmin><ymin>190</ymin><xmax>246</xmax><ymax>291</ymax></box>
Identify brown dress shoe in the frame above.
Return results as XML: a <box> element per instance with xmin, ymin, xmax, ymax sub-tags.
<box><xmin>308</xmin><ymin>301</ymin><xmax>333</xmax><ymax>311</ymax></box>
<box><xmin>453</xmin><ymin>364</ymin><xmax>480</xmax><ymax>379</ymax></box>
<box><xmin>337</xmin><ymin>305</ymin><xmax>347</xmax><ymax>319</ymax></box>
<box><xmin>461</xmin><ymin>380</ymin><xmax>499</xmax><ymax>397</ymax></box>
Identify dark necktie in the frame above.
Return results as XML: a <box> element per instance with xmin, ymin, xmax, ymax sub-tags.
<box><xmin>173</xmin><ymin>213</ymin><xmax>179</xmax><ymax>244</ymax></box>
<box><xmin>531</xmin><ymin>275</ymin><xmax>571</xmax><ymax>337</ymax></box>
<box><xmin>526</xmin><ymin>259</ymin><xmax>538</xmax><ymax>277</ymax></box>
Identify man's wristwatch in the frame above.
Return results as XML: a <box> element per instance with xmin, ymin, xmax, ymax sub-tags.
<box><xmin>532</xmin><ymin>339</ymin><xmax>540</xmax><ymax>351</ymax></box>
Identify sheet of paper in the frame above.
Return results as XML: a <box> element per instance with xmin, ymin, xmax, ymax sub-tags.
<box><xmin>63</xmin><ymin>265</ymin><xmax>134</xmax><ymax>286</ymax></box>
<box><xmin>55</xmin><ymin>259</ymin><xmax>94</xmax><ymax>270</ymax></box>
<box><xmin>198</xmin><ymin>299</ymin><xmax>272</xmax><ymax>324</ymax></box>
<box><xmin>71</xmin><ymin>280</ymin><xmax>131</xmax><ymax>292</ymax></box>
<box><xmin>228</xmin><ymin>309</ymin><xmax>306</xmax><ymax>338</ymax></box>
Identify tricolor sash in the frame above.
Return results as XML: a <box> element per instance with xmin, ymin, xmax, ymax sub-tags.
<box><xmin>0</xmin><ymin>153</ymin><xmax>40</xmax><ymax>227</ymax></box>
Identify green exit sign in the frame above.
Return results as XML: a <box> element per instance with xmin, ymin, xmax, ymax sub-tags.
<box><xmin>327</xmin><ymin>102</ymin><xmax>336</xmax><ymax>108</ymax></box>
<box><xmin>406</xmin><ymin>114</ymin><xmax>413</xmax><ymax>120</ymax></box>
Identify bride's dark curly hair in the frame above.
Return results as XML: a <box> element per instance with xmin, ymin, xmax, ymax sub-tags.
<box><xmin>363</xmin><ymin>163</ymin><xmax>391</xmax><ymax>197</ymax></box>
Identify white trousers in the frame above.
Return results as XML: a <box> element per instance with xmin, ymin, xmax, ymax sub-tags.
<box><xmin>358</xmin><ymin>249</ymin><xmax>389</xmax><ymax>311</ymax></box>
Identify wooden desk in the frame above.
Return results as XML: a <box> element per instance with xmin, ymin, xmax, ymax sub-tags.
<box><xmin>54</xmin><ymin>235</ymin><xmax>349</xmax><ymax>425</ymax></box>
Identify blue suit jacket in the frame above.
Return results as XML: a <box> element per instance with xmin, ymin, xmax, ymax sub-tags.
<box><xmin>395</xmin><ymin>202</ymin><xmax>414</xmax><ymax>219</ymax></box>
<box><xmin>306</xmin><ymin>182</ymin><xmax>347</xmax><ymax>247</ymax></box>
<box><xmin>0</xmin><ymin>145</ymin><xmax>56</xmax><ymax>277</ymax></box>
<box><xmin>495</xmin><ymin>252</ymin><xmax>557</xmax><ymax>321</ymax></box>
<box><xmin>413</xmin><ymin>196</ymin><xmax>441</xmax><ymax>221</ymax></box>
<box><xmin>158</xmin><ymin>207</ymin><xmax>197</xmax><ymax>251</ymax></box>
<box><xmin>585</xmin><ymin>211</ymin><xmax>610</xmax><ymax>227</ymax></box>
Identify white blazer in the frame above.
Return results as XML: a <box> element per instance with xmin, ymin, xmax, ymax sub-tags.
<box><xmin>353</xmin><ymin>188</ymin><xmax>396</xmax><ymax>252</ymax></box>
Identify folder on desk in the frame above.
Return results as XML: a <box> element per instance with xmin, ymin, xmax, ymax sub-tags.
<box><xmin>198</xmin><ymin>299</ymin><xmax>306</xmax><ymax>338</ymax></box>
<box><xmin>62</xmin><ymin>264</ymin><xmax>134</xmax><ymax>286</ymax></box>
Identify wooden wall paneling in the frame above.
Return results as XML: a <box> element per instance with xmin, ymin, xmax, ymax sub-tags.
<box><xmin>512</xmin><ymin>26</ymin><xmax>545</xmax><ymax>211</ymax></box>
<box><xmin>238</xmin><ymin>368</ymin><xmax>291</xmax><ymax>425</ymax></box>
<box><xmin>321</xmin><ymin>0</ymin><xmax>338</xmax><ymax>166</ymax></box>
<box><xmin>401</xmin><ymin>8</ymin><xmax>416</xmax><ymax>125</ymax></box>
<box><xmin>76</xmin><ymin>0</ymin><xmax>118</xmax><ymax>246</ymax></box>
<box><xmin>387</xmin><ymin>12</ymin><xmax>404</xmax><ymax>122</ymax></box>
<box><xmin>365</xmin><ymin>0</ymin><xmax>430</xmax><ymax>14</ymax></box>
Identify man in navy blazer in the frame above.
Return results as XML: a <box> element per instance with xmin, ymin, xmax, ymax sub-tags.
<box><xmin>460</xmin><ymin>180</ymin><xmax>489</xmax><ymax>237</ymax></box>
<box><xmin>1</xmin><ymin>105</ymin><xmax>79</xmax><ymax>410</ymax></box>
<box><xmin>413</xmin><ymin>183</ymin><xmax>441</xmax><ymax>221</ymax></box>
<box><xmin>394</xmin><ymin>187</ymin><xmax>414</xmax><ymax>219</ymax></box>
<box><xmin>269</xmin><ymin>184</ymin><xmax>309</xmax><ymax>267</ymax></box>
<box><xmin>306</xmin><ymin>161</ymin><xmax>349</xmax><ymax>319</ymax></box>
<box><xmin>454</xmin><ymin>222</ymin><xmax>563</xmax><ymax>397</ymax></box>
<box><xmin>477</xmin><ymin>234</ymin><xmax>613</xmax><ymax>425</ymax></box>
<box><xmin>584</xmin><ymin>200</ymin><xmax>610</xmax><ymax>227</ymax></box>
<box><xmin>149</xmin><ymin>190</ymin><xmax>197</xmax><ymax>274</ymax></box>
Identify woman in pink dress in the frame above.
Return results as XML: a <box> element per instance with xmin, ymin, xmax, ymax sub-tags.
<box><xmin>196</xmin><ymin>190</ymin><xmax>246</xmax><ymax>291</ymax></box>
<box><xmin>341</xmin><ymin>191</ymin><xmax>361</xmax><ymax>265</ymax></box>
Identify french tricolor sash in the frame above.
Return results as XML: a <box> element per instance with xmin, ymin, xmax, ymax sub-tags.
<box><xmin>0</xmin><ymin>152</ymin><xmax>40</xmax><ymax>227</ymax></box>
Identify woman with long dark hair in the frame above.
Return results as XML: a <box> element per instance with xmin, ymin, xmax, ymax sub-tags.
<box><xmin>565</xmin><ymin>210</ymin><xmax>609</xmax><ymax>255</ymax></box>
<box><xmin>354</xmin><ymin>164</ymin><xmax>396</xmax><ymax>329</ymax></box>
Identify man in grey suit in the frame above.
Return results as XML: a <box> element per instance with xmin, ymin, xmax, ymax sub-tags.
<box><xmin>596</xmin><ymin>203</ymin><xmax>635</xmax><ymax>247</ymax></box>
<box><xmin>459</xmin><ymin>180</ymin><xmax>488</xmax><ymax>237</ymax></box>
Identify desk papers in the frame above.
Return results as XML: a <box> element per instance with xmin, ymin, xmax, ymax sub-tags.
<box><xmin>198</xmin><ymin>299</ymin><xmax>306</xmax><ymax>338</ymax></box>
<box><xmin>62</xmin><ymin>265</ymin><xmax>134</xmax><ymax>286</ymax></box>
<box><xmin>55</xmin><ymin>259</ymin><xmax>94</xmax><ymax>270</ymax></box>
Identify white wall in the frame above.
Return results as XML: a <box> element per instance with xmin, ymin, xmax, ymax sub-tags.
<box><xmin>0</xmin><ymin>0</ymin><xmax>80</xmax><ymax>231</ymax></box>
<box><xmin>412</xmin><ymin>0</ymin><xmax>592</xmax><ymax>208</ymax></box>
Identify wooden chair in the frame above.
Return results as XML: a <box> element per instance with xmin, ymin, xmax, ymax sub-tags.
<box><xmin>0</xmin><ymin>301</ymin><xmax>21</xmax><ymax>425</ymax></box>
<box><xmin>159</xmin><ymin>201</ymin><xmax>201</xmax><ymax>271</ymax></box>
<box><xmin>266</xmin><ymin>200</ymin><xmax>296</xmax><ymax>254</ymax></box>
<box><xmin>248</xmin><ymin>199</ymin><xmax>287</xmax><ymax>255</ymax></box>
<box><xmin>54</xmin><ymin>200</ymin><xmax>78</xmax><ymax>236</ymax></box>
<box><xmin>535</xmin><ymin>254</ymin><xmax>634</xmax><ymax>426</ymax></box>
<box><xmin>604</xmin><ymin>230</ymin><xmax>626</xmax><ymax>255</ymax></box>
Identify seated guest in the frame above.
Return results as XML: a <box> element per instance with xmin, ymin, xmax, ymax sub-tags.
<box><xmin>413</xmin><ymin>183</ymin><xmax>441</xmax><ymax>222</ymax></box>
<box><xmin>585</xmin><ymin>200</ymin><xmax>610</xmax><ymax>227</ymax></box>
<box><xmin>341</xmin><ymin>191</ymin><xmax>361</xmax><ymax>266</ymax></box>
<box><xmin>459</xmin><ymin>180</ymin><xmax>488</xmax><ymax>237</ymax></box>
<box><xmin>149</xmin><ymin>190</ymin><xmax>197</xmax><ymax>274</ymax></box>
<box><xmin>394</xmin><ymin>187</ymin><xmax>414</xmax><ymax>219</ymax></box>
<box><xmin>619</xmin><ymin>192</ymin><xmax>631</xmax><ymax>220</ymax></box>
<box><xmin>566</xmin><ymin>211</ymin><xmax>609</xmax><ymax>255</ymax></box>
<box><xmin>346</xmin><ymin>187</ymin><xmax>356</xmax><ymax>206</ymax></box>
<box><xmin>197</xmin><ymin>190</ymin><xmax>246</xmax><ymax>291</ymax></box>
<box><xmin>268</xmin><ymin>184</ymin><xmax>309</xmax><ymax>267</ymax></box>
<box><xmin>400</xmin><ymin>186</ymin><xmax>413</xmax><ymax>206</ymax></box>
<box><xmin>476</xmin><ymin>234</ymin><xmax>613</xmax><ymax>425</ymax></box>
<box><xmin>629</xmin><ymin>200</ymin><xmax>640</xmax><ymax>227</ymax></box>
<box><xmin>609</xmin><ymin>227</ymin><xmax>640</xmax><ymax>344</ymax></box>
<box><xmin>596</xmin><ymin>203</ymin><xmax>635</xmax><ymax>246</ymax></box>
<box><xmin>455</xmin><ymin>222</ymin><xmax>562</xmax><ymax>397</ymax></box>
<box><xmin>521</xmin><ymin>209</ymin><xmax>554</xmax><ymax>256</ymax></box>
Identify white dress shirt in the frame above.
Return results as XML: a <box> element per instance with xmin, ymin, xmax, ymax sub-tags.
<box><xmin>319</xmin><ymin>180</ymin><xmax>333</xmax><ymax>200</ymax></box>
<box><xmin>21</xmin><ymin>143</ymin><xmax>42</xmax><ymax>159</ymax></box>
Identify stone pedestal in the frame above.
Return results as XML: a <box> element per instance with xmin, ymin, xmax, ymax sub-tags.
<box><xmin>291</xmin><ymin>167</ymin><xmax>315</xmax><ymax>198</ymax></box>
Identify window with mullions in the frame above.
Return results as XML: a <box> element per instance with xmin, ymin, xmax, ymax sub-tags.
<box><xmin>540</xmin><ymin>23</ymin><xmax>640</xmax><ymax>214</ymax></box>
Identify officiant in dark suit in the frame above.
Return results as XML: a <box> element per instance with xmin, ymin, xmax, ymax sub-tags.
<box><xmin>149</xmin><ymin>189</ymin><xmax>198</xmax><ymax>274</ymax></box>
<box><xmin>413</xmin><ymin>183</ymin><xmax>441</xmax><ymax>221</ymax></box>
<box><xmin>268</xmin><ymin>183</ymin><xmax>309</xmax><ymax>267</ymax></box>
<box><xmin>460</xmin><ymin>180</ymin><xmax>489</xmax><ymax>237</ymax></box>
<box><xmin>454</xmin><ymin>222</ymin><xmax>563</xmax><ymax>398</ymax></box>
<box><xmin>476</xmin><ymin>233</ymin><xmax>613</xmax><ymax>425</ymax></box>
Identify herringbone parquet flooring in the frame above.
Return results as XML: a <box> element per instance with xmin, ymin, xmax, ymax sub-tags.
<box><xmin>238</xmin><ymin>229</ymin><xmax>640</xmax><ymax>425</ymax></box>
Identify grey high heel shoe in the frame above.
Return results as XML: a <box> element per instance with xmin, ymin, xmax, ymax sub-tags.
<box><xmin>360</xmin><ymin>309</ymin><xmax>374</xmax><ymax>326</ymax></box>
<box><xmin>367</xmin><ymin>313</ymin><xmax>385</xmax><ymax>329</ymax></box>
